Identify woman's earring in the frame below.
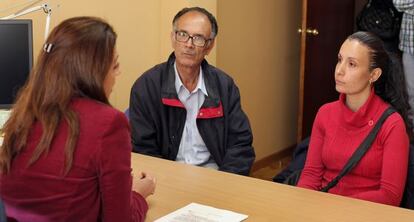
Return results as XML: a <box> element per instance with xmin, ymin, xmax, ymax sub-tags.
<box><xmin>369</xmin><ymin>79</ymin><xmax>373</xmax><ymax>85</ymax></box>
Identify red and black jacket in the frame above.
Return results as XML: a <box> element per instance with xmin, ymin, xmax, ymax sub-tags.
<box><xmin>129</xmin><ymin>53</ymin><xmax>255</xmax><ymax>175</ymax></box>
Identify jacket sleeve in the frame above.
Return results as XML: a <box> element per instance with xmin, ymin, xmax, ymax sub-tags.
<box><xmin>97</xmin><ymin>112</ymin><xmax>148</xmax><ymax>222</ymax></box>
<box><xmin>219</xmin><ymin>81</ymin><xmax>255</xmax><ymax>175</ymax></box>
<box><xmin>129</xmin><ymin>78</ymin><xmax>162</xmax><ymax>157</ymax></box>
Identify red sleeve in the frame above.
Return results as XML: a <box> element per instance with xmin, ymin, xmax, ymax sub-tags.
<box><xmin>349</xmin><ymin>118</ymin><xmax>409</xmax><ymax>205</ymax></box>
<box><xmin>96</xmin><ymin>112</ymin><xmax>148</xmax><ymax>221</ymax></box>
<box><xmin>130</xmin><ymin>191</ymin><xmax>149</xmax><ymax>221</ymax></box>
<box><xmin>297</xmin><ymin>108</ymin><xmax>325</xmax><ymax>190</ymax></box>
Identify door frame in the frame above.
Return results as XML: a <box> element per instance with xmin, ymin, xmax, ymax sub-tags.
<box><xmin>297</xmin><ymin>0</ymin><xmax>308</xmax><ymax>143</ymax></box>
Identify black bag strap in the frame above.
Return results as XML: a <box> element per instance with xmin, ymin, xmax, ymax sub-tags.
<box><xmin>320</xmin><ymin>106</ymin><xmax>396</xmax><ymax>192</ymax></box>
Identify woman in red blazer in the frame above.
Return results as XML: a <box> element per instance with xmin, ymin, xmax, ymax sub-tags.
<box><xmin>0</xmin><ymin>16</ymin><xmax>155</xmax><ymax>221</ymax></box>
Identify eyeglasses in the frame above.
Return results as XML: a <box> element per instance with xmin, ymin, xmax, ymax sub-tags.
<box><xmin>175</xmin><ymin>30</ymin><xmax>211</xmax><ymax>47</ymax></box>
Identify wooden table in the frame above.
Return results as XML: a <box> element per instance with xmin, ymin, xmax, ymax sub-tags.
<box><xmin>131</xmin><ymin>154</ymin><xmax>414</xmax><ymax>222</ymax></box>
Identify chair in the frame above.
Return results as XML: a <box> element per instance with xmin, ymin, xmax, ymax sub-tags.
<box><xmin>0</xmin><ymin>198</ymin><xmax>7</xmax><ymax>222</ymax></box>
<box><xmin>401</xmin><ymin>144</ymin><xmax>414</xmax><ymax>209</ymax></box>
<box><xmin>272</xmin><ymin>137</ymin><xmax>310</xmax><ymax>185</ymax></box>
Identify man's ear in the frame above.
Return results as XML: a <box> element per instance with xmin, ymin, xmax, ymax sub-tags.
<box><xmin>205</xmin><ymin>39</ymin><xmax>215</xmax><ymax>55</ymax></box>
<box><xmin>370</xmin><ymin>68</ymin><xmax>382</xmax><ymax>83</ymax></box>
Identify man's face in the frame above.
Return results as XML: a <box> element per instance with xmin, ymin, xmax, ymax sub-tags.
<box><xmin>171</xmin><ymin>11</ymin><xmax>215</xmax><ymax>69</ymax></box>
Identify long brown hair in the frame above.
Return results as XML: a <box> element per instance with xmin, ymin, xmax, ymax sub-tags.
<box><xmin>0</xmin><ymin>16</ymin><xmax>117</xmax><ymax>174</ymax></box>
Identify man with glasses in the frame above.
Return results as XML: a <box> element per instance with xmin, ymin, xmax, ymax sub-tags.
<box><xmin>129</xmin><ymin>7</ymin><xmax>255</xmax><ymax>175</ymax></box>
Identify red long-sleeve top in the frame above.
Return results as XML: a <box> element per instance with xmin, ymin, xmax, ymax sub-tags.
<box><xmin>0</xmin><ymin>98</ymin><xmax>148</xmax><ymax>221</ymax></box>
<box><xmin>298</xmin><ymin>91</ymin><xmax>409</xmax><ymax>206</ymax></box>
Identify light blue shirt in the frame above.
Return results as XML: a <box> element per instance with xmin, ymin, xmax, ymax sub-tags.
<box><xmin>174</xmin><ymin>63</ymin><xmax>218</xmax><ymax>169</ymax></box>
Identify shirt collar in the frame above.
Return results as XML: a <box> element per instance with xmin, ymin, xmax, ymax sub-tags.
<box><xmin>174</xmin><ymin>62</ymin><xmax>208</xmax><ymax>96</ymax></box>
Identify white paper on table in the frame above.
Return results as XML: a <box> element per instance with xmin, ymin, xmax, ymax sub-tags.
<box><xmin>154</xmin><ymin>202</ymin><xmax>248</xmax><ymax>222</ymax></box>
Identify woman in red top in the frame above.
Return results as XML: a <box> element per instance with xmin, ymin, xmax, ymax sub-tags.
<box><xmin>0</xmin><ymin>17</ymin><xmax>155</xmax><ymax>221</ymax></box>
<box><xmin>298</xmin><ymin>31</ymin><xmax>413</xmax><ymax>206</ymax></box>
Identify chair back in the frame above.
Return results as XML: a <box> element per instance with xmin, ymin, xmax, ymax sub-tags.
<box><xmin>401</xmin><ymin>143</ymin><xmax>414</xmax><ymax>209</ymax></box>
<box><xmin>0</xmin><ymin>198</ymin><xmax>7</xmax><ymax>222</ymax></box>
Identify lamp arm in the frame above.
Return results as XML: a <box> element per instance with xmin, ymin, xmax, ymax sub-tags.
<box><xmin>0</xmin><ymin>4</ymin><xmax>52</xmax><ymax>40</ymax></box>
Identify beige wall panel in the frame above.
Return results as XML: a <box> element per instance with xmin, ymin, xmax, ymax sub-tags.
<box><xmin>217</xmin><ymin>0</ymin><xmax>301</xmax><ymax>160</ymax></box>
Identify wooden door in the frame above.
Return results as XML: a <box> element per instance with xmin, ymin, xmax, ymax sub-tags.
<box><xmin>297</xmin><ymin>0</ymin><xmax>356</xmax><ymax>141</ymax></box>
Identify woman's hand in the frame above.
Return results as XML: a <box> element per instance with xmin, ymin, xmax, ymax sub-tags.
<box><xmin>133</xmin><ymin>171</ymin><xmax>156</xmax><ymax>198</ymax></box>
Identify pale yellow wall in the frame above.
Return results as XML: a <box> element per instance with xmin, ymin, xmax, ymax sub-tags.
<box><xmin>217</xmin><ymin>0</ymin><xmax>302</xmax><ymax>160</ymax></box>
<box><xmin>0</xmin><ymin>0</ymin><xmax>217</xmax><ymax>111</ymax></box>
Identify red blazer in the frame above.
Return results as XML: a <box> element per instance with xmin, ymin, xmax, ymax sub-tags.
<box><xmin>0</xmin><ymin>98</ymin><xmax>148</xmax><ymax>221</ymax></box>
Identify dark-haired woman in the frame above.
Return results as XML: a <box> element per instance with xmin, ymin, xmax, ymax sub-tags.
<box><xmin>298</xmin><ymin>31</ymin><xmax>412</xmax><ymax>206</ymax></box>
<box><xmin>0</xmin><ymin>17</ymin><xmax>155</xmax><ymax>221</ymax></box>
